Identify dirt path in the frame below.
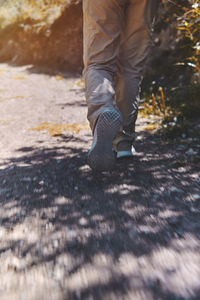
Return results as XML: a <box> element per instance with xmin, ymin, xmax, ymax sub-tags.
<box><xmin>0</xmin><ymin>63</ymin><xmax>200</xmax><ymax>300</ymax></box>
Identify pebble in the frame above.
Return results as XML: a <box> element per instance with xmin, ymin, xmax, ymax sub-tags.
<box><xmin>192</xmin><ymin>194</ymin><xmax>200</xmax><ymax>200</ymax></box>
<box><xmin>190</xmin><ymin>207</ymin><xmax>199</xmax><ymax>213</ymax></box>
<box><xmin>177</xmin><ymin>145</ymin><xmax>186</xmax><ymax>150</ymax></box>
<box><xmin>170</xmin><ymin>186</ymin><xmax>183</xmax><ymax>194</ymax></box>
<box><xmin>20</xmin><ymin>210</ymin><xmax>26</xmax><ymax>216</ymax></box>
<box><xmin>139</xmin><ymin>226</ymin><xmax>151</xmax><ymax>234</ymax></box>
<box><xmin>186</xmin><ymin>148</ymin><xmax>195</xmax><ymax>156</ymax></box>
<box><xmin>0</xmin><ymin>188</ymin><xmax>10</xmax><ymax>195</ymax></box>
<box><xmin>129</xmin><ymin>229</ymin><xmax>139</xmax><ymax>240</ymax></box>
<box><xmin>53</xmin><ymin>240</ymin><xmax>59</xmax><ymax>248</ymax></box>
<box><xmin>152</xmin><ymin>193</ymin><xmax>160</xmax><ymax>201</ymax></box>
<box><xmin>21</xmin><ymin>177</ymin><xmax>31</xmax><ymax>183</ymax></box>
<box><xmin>181</xmin><ymin>133</ymin><xmax>187</xmax><ymax>139</ymax></box>
<box><xmin>6</xmin><ymin>193</ymin><xmax>11</xmax><ymax>199</ymax></box>
<box><xmin>160</xmin><ymin>187</ymin><xmax>165</xmax><ymax>192</ymax></box>
<box><xmin>52</xmin><ymin>189</ymin><xmax>59</xmax><ymax>195</ymax></box>
<box><xmin>79</xmin><ymin>217</ymin><xmax>87</xmax><ymax>226</ymax></box>
<box><xmin>169</xmin><ymin>217</ymin><xmax>182</xmax><ymax>226</ymax></box>
<box><xmin>40</xmin><ymin>211</ymin><xmax>46</xmax><ymax>218</ymax></box>
<box><xmin>8</xmin><ymin>165</ymin><xmax>15</xmax><ymax>171</ymax></box>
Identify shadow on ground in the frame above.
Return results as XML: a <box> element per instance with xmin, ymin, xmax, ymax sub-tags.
<box><xmin>0</xmin><ymin>129</ymin><xmax>200</xmax><ymax>299</ymax></box>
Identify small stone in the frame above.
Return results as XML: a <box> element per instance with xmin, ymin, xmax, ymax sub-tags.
<box><xmin>6</xmin><ymin>193</ymin><xmax>11</xmax><ymax>199</ymax></box>
<box><xmin>53</xmin><ymin>240</ymin><xmax>59</xmax><ymax>248</ymax></box>
<box><xmin>129</xmin><ymin>229</ymin><xmax>139</xmax><ymax>240</ymax></box>
<box><xmin>152</xmin><ymin>194</ymin><xmax>160</xmax><ymax>201</ymax></box>
<box><xmin>0</xmin><ymin>188</ymin><xmax>10</xmax><ymax>195</ymax></box>
<box><xmin>169</xmin><ymin>217</ymin><xmax>182</xmax><ymax>226</ymax></box>
<box><xmin>40</xmin><ymin>211</ymin><xmax>46</xmax><ymax>218</ymax></box>
<box><xmin>176</xmin><ymin>228</ymin><xmax>184</xmax><ymax>237</ymax></box>
<box><xmin>160</xmin><ymin>187</ymin><xmax>165</xmax><ymax>192</ymax></box>
<box><xmin>79</xmin><ymin>217</ymin><xmax>87</xmax><ymax>226</ymax></box>
<box><xmin>170</xmin><ymin>186</ymin><xmax>183</xmax><ymax>194</ymax></box>
<box><xmin>140</xmin><ymin>226</ymin><xmax>151</xmax><ymax>234</ymax></box>
<box><xmin>177</xmin><ymin>145</ymin><xmax>186</xmax><ymax>150</ymax></box>
<box><xmin>21</xmin><ymin>177</ymin><xmax>31</xmax><ymax>183</ymax></box>
<box><xmin>52</xmin><ymin>189</ymin><xmax>59</xmax><ymax>195</ymax></box>
<box><xmin>52</xmin><ymin>207</ymin><xmax>58</xmax><ymax>212</ymax></box>
<box><xmin>186</xmin><ymin>148</ymin><xmax>195</xmax><ymax>156</ymax></box>
<box><xmin>181</xmin><ymin>133</ymin><xmax>187</xmax><ymax>139</ymax></box>
<box><xmin>20</xmin><ymin>210</ymin><xmax>26</xmax><ymax>216</ymax></box>
<box><xmin>192</xmin><ymin>194</ymin><xmax>200</xmax><ymax>200</ymax></box>
<box><xmin>190</xmin><ymin>207</ymin><xmax>199</xmax><ymax>213</ymax></box>
<box><xmin>8</xmin><ymin>165</ymin><xmax>15</xmax><ymax>171</ymax></box>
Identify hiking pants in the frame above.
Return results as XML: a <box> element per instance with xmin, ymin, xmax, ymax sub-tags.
<box><xmin>83</xmin><ymin>0</ymin><xmax>159</xmax><ymax>146</ymax></box>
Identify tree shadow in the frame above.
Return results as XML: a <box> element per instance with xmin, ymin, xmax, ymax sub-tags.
<box><xmin>0</xmin><ymin>129</ymin><xmax>200</xmax><ymax>299</ymax></box>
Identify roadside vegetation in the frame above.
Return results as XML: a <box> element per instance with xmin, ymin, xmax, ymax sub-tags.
<box><xmin>141</xmin><ymin>0</ymin><xmax>200</xmax><ymax>138</ymax></box>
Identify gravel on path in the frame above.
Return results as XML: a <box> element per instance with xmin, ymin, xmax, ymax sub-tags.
<box><xmin>0</xmin><ymin>63</ymin><xmax>200</xmax><ymax>300</ymax></box>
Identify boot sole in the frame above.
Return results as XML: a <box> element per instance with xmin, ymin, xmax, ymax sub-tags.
<box><xmin>88</xmin><ymin>110</ymin><xmax>121</xmax><ymax>171</ymax></box>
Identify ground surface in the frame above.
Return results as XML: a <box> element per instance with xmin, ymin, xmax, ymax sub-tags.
<box><xmin>0</xmin><ymin>63</ymin><xmax>200</xmax><ymax>300</ymax></box>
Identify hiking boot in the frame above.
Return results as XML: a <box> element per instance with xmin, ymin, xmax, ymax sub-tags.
<box><xmin>116</xmin><ymin>140</ymin><xmax>135</xmax><ymax>159</ymax></box>
<box><xmin>88</xmin><ymin>109</ymin><xmax>122</xmax><ymax>171</ymax></box>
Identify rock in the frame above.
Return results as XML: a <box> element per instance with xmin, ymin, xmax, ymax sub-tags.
<box><xmin>79</xmin><ymin>217</ymin><xmax>87</xmax><ymax>226</ymax></box>
<box><xmin>177</xmin><ymin>145</ymin><xmax>186</xmax><ymax>150</ymax></box>
<box><xmin>190</xmin><ymin>207</ymin><xmax>199</xmax><ymax>213</ymax></box>
<box><xmin>52</xmin><ymin>189</ymin><xmax>59</xmax><ymax>195</ymax></box>
<box><xmin>40</xmin><ymin>211</ymin><xmax>46</xmax><ymax>218</ymax></box>
<box><xmin>6</xmin><ymin>192</ymin><xmax>11</xmax><ymax>199</ymax></box>
<box><xmin>0</xmin><ymin>188</ymin><xmax>10</xmax><ymax>195</ymax></box>
<box><xmin>139</xmin><ymin>226</ymin><xmax>151</xmax><ymax>234</ymax></box>
<box><xmin>169</xmin><ymin>216</ymin><xmax>182</xmax><ymax>226</ymax></box>
<box><xmin>152</xmin><ymin>193</ymin><xmax>160</xmax><ymax>201</ymax></box>
<box><xmin>181</xmin><ymin>133</ymin><xmax>187</xmax><ymax>139</ymax></box>
<box><xmin>53</xmin><ymin>240</ymin><xmax>59</xmax><ymax>248</ymax></box>
<box><xmin>20</xmin><ymin>210</ymin><xmax>26</xmax><ymax>216</ymax></box>
<box><xmin>8</xmin><ymin>165</ymin><xmax>15</xmax><ymax>171</ymax></box>
<box><xmin>192</xmin><ymin>194</ymin><xmax>200</xmax><ymax>200</ymax></box>
<box><xmin>186</xmin><ymin>148</ymin><xmax>195</xmax><ymax>156</ymax></box>
<box><xmin>170</xmin><ymin>186</ymin><xmax>183</xmax><ymax>194</ymax></box>
<box><xmin>20</xmin><ymin>177</ymin><xmax>31</xmax><ymax>183</ymax></box>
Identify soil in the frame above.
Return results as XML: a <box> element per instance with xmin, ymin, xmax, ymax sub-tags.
<box><xmin>0</xmin><ymin>63</ymin><xmax>200</xmax><ymax>300</ymax></box>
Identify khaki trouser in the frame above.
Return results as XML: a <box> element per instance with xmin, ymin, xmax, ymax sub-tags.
<box><xmin>83</xmin><ymin>0</ymin><xmax>159</xmax><ymax>147</ymax></box>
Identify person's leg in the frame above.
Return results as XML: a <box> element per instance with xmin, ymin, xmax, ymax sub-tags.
<box><xmin>83</xmin><ymin>0</ymin><xmax>126</xmax><ymax>131</ymax></box>
<box><xmin>83</xmin><ymin>0</ymin><xmax>127</xmax><ymax>170</ymax></box>
<box><xmin>114</xmin><ymin>0</ymin><xmax>159</xmax><ymax>156</ymax></box>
